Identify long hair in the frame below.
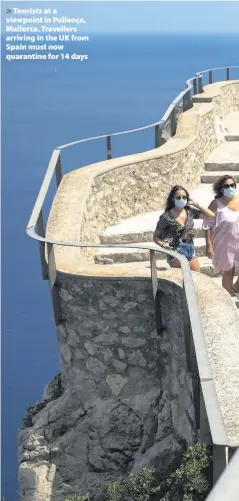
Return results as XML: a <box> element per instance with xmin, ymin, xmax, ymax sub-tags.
<box><xmin>165</xmin><ymin>185</ymin><xmax>190</xmax><ymax>211</ymax></box>
<box><xmin>213</xmin><ymin>174</ymin><xmax>237</xmax><ymax>199</ymax></box>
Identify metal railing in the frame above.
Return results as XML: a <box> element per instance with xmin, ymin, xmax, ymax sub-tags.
<box><xmin>26</xmin><ymin>66</ymin><xmax>239</xmax><ymax>492</ymax></box>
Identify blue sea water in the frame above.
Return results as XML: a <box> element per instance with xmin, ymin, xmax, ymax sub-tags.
<box><xmin>1</xmin><ymin>32</ymin><xmax>239</xmax><ymax>501</ymax></box>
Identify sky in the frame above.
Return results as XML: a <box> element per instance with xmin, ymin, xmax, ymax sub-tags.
<box><xmin>1</xmin><ymin>1</ymin><xmax>239</xmax><ymax>33</ymax></box>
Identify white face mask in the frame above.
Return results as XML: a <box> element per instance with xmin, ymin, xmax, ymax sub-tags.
<box><xmin>222</xmin><ymin>186</ymin><xmax>236</xmax><ymax>198</ymax></box>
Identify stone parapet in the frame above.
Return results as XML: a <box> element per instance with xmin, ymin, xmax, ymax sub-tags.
<box><xmin>46</xmin><ymin>81</ymin><xmax>239</xmax><ymax>272</ymax></box>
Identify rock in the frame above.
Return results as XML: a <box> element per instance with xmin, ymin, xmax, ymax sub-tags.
<box><xmin>19</xmin><ymin>275</ymin><xmax>197</xmax><ymax>500</ymax></box>
<box><xmin>117</xmin><ymin>348</ymin><xmax>125</xmax><ymax>359</ymax></box>
<box><xmin>128</xmin><ymin>350</ymin><xmax>146</xmax><ymax>368</ymax></box>
<box><xmin>86</xmin><ymin>358</ymin><xmax>107</xmax><ymax>383</ymax></box>
<box><xmin>119</xmin><ymin>325</ymin><xmax>131</xmax><ymax>335</ymax></box>
<box><xmin>112</xmin><ymin>360</ymin><xmax>127</xmax><ymax>372</ymax></box>
<box><xmin>43</xmin><ymin>374</ymin><xmax>62</xmax><ymax>402</ymax></box>
<box><xmin>121</xmin><ymin>337</ymin><xmax>146</xmax><ymax>348</ymax></box>
<box><xmin>106</xmin><ymin>374</ymin><xmax>127</xmax><ymax>396</ymax></box>
<box><xmin>84</xmin><ymin>341</ymin><xmax>97</xmax><ymax>356</ymax></box>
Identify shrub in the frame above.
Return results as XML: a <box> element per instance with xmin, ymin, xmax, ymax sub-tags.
<box><xmin>64</xmin><ymin>496</ymin><xmax>88</xmax><ymax>501</ymax></box>
<box><xmin>67</xmin><ymin>443</ymin><xmax>212</xmax><ymax>501</ymax></box>
<box><xmin>106</xmin><ymin>444</ymin><xmax>212</xmax><ymax>501</ymax></box>
<box><xmin>158</xmin><ymin>444</ymin><xmax>212</xmax><ymax>501</ymax></box>
<box><xmin>106</xmin><ymin>467</ymin><xmax>160</xmax><ymax>501</ymax></box>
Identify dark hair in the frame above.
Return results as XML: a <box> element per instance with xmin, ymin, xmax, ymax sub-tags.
<box><xmin>213</xmin><ymin>175</ymin><xmax>237</xmax><ymax>199</ymax></box>
<box><xmin>165</xmin><ymin>185</ymin><xmax>190</xmax><ymax>211</ymax></box>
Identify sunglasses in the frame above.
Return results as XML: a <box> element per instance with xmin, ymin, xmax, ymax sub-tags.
<box><xmin>223</xmin><ymin>183</ymin><xmax>236</xmax><ymax>189</ymax></box>
<box><xmin>175</xmin><ymin>196</ymin><xmax>187</xmax><ymax>200</ymax></box>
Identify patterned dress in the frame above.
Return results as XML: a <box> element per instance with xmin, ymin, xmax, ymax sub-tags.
<box><xmin>154</xmin><ymin>206</ymin><xmax>201</xmax><ymax>249</ymax></box>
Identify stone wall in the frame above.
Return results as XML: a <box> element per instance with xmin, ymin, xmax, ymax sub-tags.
<box><xmin>45</xmin><ymin>81</ymin><xmax>239</xmax><ymax>269</ymax></box>
<box><xmin>19</xmin><ymin>275</ymin><xmax>196</xmax><ymax>501</ymax></box>
<box><xmin>213</xmin><ymin>81</ymin><xmax>239</xmax><ymax>117</ymax></box>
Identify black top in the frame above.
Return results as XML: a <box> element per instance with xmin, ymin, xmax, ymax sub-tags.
<box><xmin>153</xmin><ymin>206</ymin><xmax>201</xmax><ymax>249</ymax></box>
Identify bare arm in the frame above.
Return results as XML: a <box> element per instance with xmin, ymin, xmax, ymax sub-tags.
<box><xmin>204</xmin><ymin>200</ymin><xmax>217</xmax><ymax>258</ymax></box>
<box><xmin>189</xmin><ymin>198</ymin><xmax>217</xmax><ymax>219</ymax></box>
<box><xmin>153</xmin><ymin>236</ymin><xmax>172</xmax><ymax>248</ymax></box>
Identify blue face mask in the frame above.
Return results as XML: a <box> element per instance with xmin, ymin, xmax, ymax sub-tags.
<box><xmin>223</xmin><ymin>187</ymin><xmax>236</xmax><ymax>198</ymax></box>
<box><xmin>174</xmin><ymin>198</ymin><xmax>187</xmax><ymax>209</ymax></box>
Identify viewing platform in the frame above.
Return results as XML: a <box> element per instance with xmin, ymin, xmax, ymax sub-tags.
<box><xmin>23</xmin><ymin>69</ymin><xmax>239</xmax><ymax>501</ymax></box>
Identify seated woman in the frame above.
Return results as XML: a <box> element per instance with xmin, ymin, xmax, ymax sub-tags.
<box><xmin>204</xmin><ymin>174</ymin><xmax>239</xmax><ymax>294</ymax></box>
<box><xmin>153</xmin><ymin>185</ymin><xmax>216</xmax><ymax>272</ymax></box>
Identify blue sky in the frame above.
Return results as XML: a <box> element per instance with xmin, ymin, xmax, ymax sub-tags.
<box><xmin>2</xmin><ymin>1</ymin><xmax>239</xmax><ymax>33</ymax></box>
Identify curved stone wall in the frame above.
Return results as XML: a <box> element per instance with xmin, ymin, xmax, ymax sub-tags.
<box><xmin>46</xmin><ymin>80</ymin><xmax>239</xmax><ymax>271</ymax></box>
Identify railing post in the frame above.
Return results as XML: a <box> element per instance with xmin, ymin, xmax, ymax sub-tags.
<box><xmin>182</xmin><ymin>284</ymin><xmax>200</xmax><ymax>431</ymax></box>
<box><xmin>170</xmin><ymin>108</ymin><xmax>177</xmax><ymax>136</ymax></box>
<box><xmin>193</xmin><ymin>79</ymin><xmax>198</xmax><ymax>95</ymax></box>
<box><xmin>107</xmin><ymin>135</ymin><xmax>112</xmax><ymax>159</ymax></box>
<box><xmin>183</xmin><ymin>90</ymin><xmax>192</xmax><ymax>112</ymax></box>
<box><xmin>150</xmin><ymin>249</ymin><xmax>158</xmax><ymax>298</ymax></box>
<box><xmin>36</xmin><ymin>209</ymin><xmax>48</xmax><ymax>280</ymax></box>
<box><xmin>55</xmin><ymin>151</ymin><xmax>63</xmax><ymax>188</ymax></box>
<box><xmin>209</xmin><ymin>70</ymin><xmax>213</xmax><ymax>84</ymax></box>
<box><xmin>47</xmin><ymin>243</ymin><xmax>62</xmax><ymax>326</ymax></box>
<box><xmin>155</xmin><ymin>124</ymin><xmax>162</xmax><ymax>148</ymax></box>
<box><xmin>226</xmin><ymin>68</ymin><xmax>230</xmax><ymax>80</ymax></box>
<box><xmin>213</xmin><ymin>445</ymin><xmax>227</xmax><ymax>485</ymax></box>
<box><xmin>198</xmin><ymin>75</ymin><xmax>203</xmax><ymax>94</ymax></box>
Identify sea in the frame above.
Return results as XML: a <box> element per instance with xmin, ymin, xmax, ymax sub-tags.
<box><xmin>2</xmin><ymin>33</ymin><xmax>239</xmax><ymax>501</ymax></box>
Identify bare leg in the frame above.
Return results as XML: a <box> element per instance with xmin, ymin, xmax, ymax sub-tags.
<box><xmin>169</xmin><ymin>258</ymin><xmax>181</xmax><ymax>269</ymax></box>
<box><xmin>169</xmin><ymin>257</ymin><xmax>200</xmax><ymax>272</ymax></box>
<box><xmin>189</xmin><ymin>258</ymin><xmax>200</xmax><ymax>272</ymax></box>
<box><xmin>232</xmin><ymin>275</ymin><xmax>239</xmax><ymax>293</ymax></box>
<box><xmin>222</xmin><ymin>267</ymin><xmax>235</xmax><ymax>293</ymax></box>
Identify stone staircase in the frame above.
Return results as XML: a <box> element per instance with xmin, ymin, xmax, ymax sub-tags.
<box><xmin>95</xmin><ymin>112</ymin><xmax>239</xmax><ymax>303</ymax></box>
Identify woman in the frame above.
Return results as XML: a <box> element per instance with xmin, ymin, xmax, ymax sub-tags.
<box><xmin>204</xmin><ymin>175</ymin><xmax>239</xmax><ymax>294</ymax></box>
<box><xmin>153</xmin><ymin>185</ymin><xmax>216</xmax><ymax>272</ymax></box>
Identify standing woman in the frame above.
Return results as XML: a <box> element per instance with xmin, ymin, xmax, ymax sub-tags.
<box><xmin>153</xmin><ymin>185</ymin><xmax>216</xmax><ymax>272</ymax></box>
<box><xmin>204</xmin><ymin>175</ymin><xmax>239</xmax><ymax>294</ymax></box>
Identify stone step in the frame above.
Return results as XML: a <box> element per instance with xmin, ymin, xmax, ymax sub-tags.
<box><xmin>192</xmin><ymin>96</ymin><xmax>213</xmax><ymax>103</ymax></box>
<box><xmin>201</xmin><ymin>171</ymin><xmax>239</xmax><ymax>183</ymax></box>
<box><xmin>225</xmin><ymin>135</ymin><xmax>239</xmax><ymax>141</ymax></box>
<box><xmin>95</xmin><ymin>238</ymin><xmax>207</xmax><ymax>265</ymax></box>
<box><xmin>205</xmin><ymin>142</ymin><xmax>239</xmax><ymax>171</ymax></box>
<box><xmin>100</xmin><ymin>212</ymin><xmax>205</xmax><ymax>245</ymax></box>
<box><xmin>97</xmin><ymin>257</ymin><xmax>223</xmax><ymax>277</ymax></box>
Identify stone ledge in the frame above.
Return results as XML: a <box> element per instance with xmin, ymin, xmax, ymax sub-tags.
<box><xmin>193</xmin><ymin>80</ymin><xmax>239</xmax><ymax>100</ymax></box>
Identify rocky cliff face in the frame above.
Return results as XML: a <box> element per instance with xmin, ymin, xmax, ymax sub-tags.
<box><xmin>19</xmin><ymin>276</ymin><xmax>196</xmax><ymax>501</ymax></box>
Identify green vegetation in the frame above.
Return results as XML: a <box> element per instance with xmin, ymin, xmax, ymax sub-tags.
<box><xmin>106</xmin><ymin>467</ymin><xmax>159</xmax><ymax>501</ymax></box>
<box><xmin>65</xmin><ymin>444</ymin><xmax>212</xmax><ymax>501</ymax></box>
<box><xmin>64</xmin><ymin>496</ymin><xmax>88</xmax><ymax>501</ymax></box>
